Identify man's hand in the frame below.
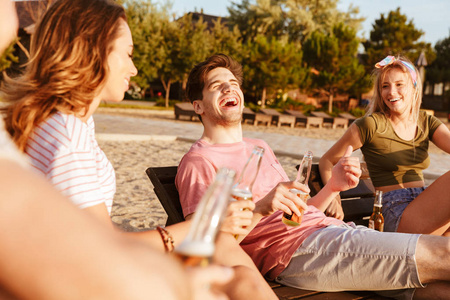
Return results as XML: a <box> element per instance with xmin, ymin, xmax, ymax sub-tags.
<box><xmin>329</xmin><ymin>145</ymin><xmax>361</xmax><ymax>193</ymax></box>
<box><xmin>253</xmin><ymin>181</ymin><xmax>309</xmax><ymax>217</ymax></box>
<box><xmin>221</xmin><ymin>200</ymin><xmax>254</xmax><ymax>236</ymax></box>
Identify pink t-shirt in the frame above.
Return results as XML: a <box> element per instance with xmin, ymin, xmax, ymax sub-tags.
<box><xmin>176</xmin><ymin>138</ymin><xmax>344</xmax><ymax>280</ymax></box>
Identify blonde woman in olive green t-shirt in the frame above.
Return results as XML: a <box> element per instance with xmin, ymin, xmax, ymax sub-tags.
<box><xmin>320</xmin><ymin>55</ymin><xmax>450</xmax><ymax>237</ymax></box>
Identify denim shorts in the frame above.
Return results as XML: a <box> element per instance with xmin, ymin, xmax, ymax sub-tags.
<box><xmin>382</xmin><ymin>187</ymin><xmax>426</xmax><ymax>232</ymax></box>
<box><xmin>276</xmin><ymin>223</ymin><xmax>423</xmax><ymax>300</ymax></box>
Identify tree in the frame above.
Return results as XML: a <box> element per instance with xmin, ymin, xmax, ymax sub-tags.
<box><xmin>303</xmin><ymin>23</ymin><xmax>370</xmax><ymax>113</ymax></box>
<box><xmin>159</xmin><ymin>13</ymin><xmax>212</xmax><ymax>107</ymax></box>
<box><xmin>209</xmin><ymin>19</ymin><xmax>243</xmax><ymax>60</ymax></box>
<box><xmin>363</xmin><ymin>7</ymin><xmax>433</xmax><ymax>68</ymax></box>
<box><xmin>0</xmin><ymin>40</ymin><xmax>18</xmax><ymax>74</ymax></box>
<box><xmin>426</xmin><ymin>33</ymin><xmax>450</xmax><ymax>99</ymax></box>
<box><xmin>123</xmin><ymin>0</ymin><xmax>171</xmax><ymax>98</ymax></box>
<box><xmin>228</xmin><ymin>0</ymin><xmax>364</xmax><ymax>44</ymax></box>
<box><xmin>241</xmin><ymin>35</ymin><xmax>306</xmax><ymax>107</ymax></box>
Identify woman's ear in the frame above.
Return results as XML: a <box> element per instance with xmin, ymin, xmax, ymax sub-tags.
<box><xmin>192</xmin><ymin>100</ymin><xmax>203</xmax><ymax>115</ymax></box>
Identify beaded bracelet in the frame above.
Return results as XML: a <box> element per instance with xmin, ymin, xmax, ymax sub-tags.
<box><xmin>156</xmin><ymin>226</ymin><xmax>174</xmax><ymax>253</ymax></box>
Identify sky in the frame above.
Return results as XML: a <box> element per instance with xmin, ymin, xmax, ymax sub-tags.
<box><xmin>168</xmin><ymin>0</ymin><xmax>450</xmax><ymax>46</ymax></box>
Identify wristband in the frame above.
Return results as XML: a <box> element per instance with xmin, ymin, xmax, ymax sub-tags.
<box><xmin>156</xmin><ymin>226</ymin><xmax>174</xmax><ymax>253</ymax></box>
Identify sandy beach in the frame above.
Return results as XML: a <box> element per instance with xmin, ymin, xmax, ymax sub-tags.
<box><xmin>94</xmin><ymin>107</ymin><xmax>450</xmax><ymax>232</ymax></box>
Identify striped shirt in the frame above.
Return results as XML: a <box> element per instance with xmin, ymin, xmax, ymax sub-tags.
<box><xmin>26</xmin><ymin>112</ymin><xmax>115</xmax><ymax>213</ymax></box>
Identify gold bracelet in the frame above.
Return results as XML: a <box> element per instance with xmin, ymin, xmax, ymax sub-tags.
<box><xmin>156</xmin><ymin>226</ymin><xmax>174</xmax><ymax>253</ymax></box>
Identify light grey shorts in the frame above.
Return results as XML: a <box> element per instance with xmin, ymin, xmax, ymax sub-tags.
<box><xmin>276</xmin><ymin>223</ymin><xmax>423</xmax><ymax>300</ymax></box>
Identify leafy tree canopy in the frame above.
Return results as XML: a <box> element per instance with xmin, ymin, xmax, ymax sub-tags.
<box><xmin>241</xmin><ymin>35</ymin><xmax>306</xmax><ymax>107</ymax></box>
<box><xmin>0</xmin><ymin>40</ymin><xmax>18</xmax><ymax>74</ymax></box>
<box><xmin>363</xmin><ymin>7</ymin><xmax>433</xmax><ymax>68</ymax></box>
<box><xmin>123</xmin><ymin>0</ymin><xmax>171</xmax><ymax>94</ymax></box>
<box><xmin>228</xmin><ymin>0</ymin><xmax>364</xmax><ymax>44</ymax></box>
<box><xmin>304</xmin><ymin>23</ymin><xmax>370</xmax><ymax>112</ymax></box>
<box><xmin>426</xmin><ymin>32</ymin><xmax>450</xmax><ymax>84</ymax></box>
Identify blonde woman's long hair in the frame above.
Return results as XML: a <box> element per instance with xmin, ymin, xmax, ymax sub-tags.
<box><xmin>1</xmin><ymin>0</ymin><xmax>126</xmax><ymax>151</ymax></box>
<box><xmin>368</xmin><ymin>55</ymin><xmax>423</xmax><ymax>127</ymax></box>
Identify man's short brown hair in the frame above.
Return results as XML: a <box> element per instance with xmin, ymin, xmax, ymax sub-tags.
<box><xmin>186</xmin><ymin>54</ymin><xmax>243</xmax><ymax>103</ymax></box>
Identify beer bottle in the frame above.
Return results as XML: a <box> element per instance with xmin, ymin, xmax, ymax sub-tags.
<box><xmin>175</xmin><ymin>168</ymin><xmax>236</xmax><ymax>267</ymax></box>
<box><xmin>231</xmin><ymin>146</ymin><xmax>264</xmax><ymax>239</ymax></box>
<box><xmin>231</xmin><ymin>146</ymin><xmax>265</xmax><ymax>203</ymax></box>
<box><xmin>368</xmin><ymin>190</ymin><xmax>384</xmax><ymax>232</ymax></box>
<box><xmin>282</xmin><ymin>151</ymin><xmax>313</xmax><ymax>227</ymax></box>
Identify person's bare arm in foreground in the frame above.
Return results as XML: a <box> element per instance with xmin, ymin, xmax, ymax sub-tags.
<box><xmin>0</xmin><ymin>159</ymin><xmax>233</xmax><ymax>300</ymax></box>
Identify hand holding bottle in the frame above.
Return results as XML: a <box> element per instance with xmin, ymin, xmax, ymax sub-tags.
<box><xmin>282</xmin><ymin>151</ymin><xmax>313</xmax><ymax>226</ymax></box>
<box><xmin>221</xmin><ymin>200</ymin><xmax>255</xmax><ymax>236</ymax></box>
<box><xmin>253</xmin><ymin>181</ymin><xmax>309</xmax><ymax>217</ymax></box>
<box><xmin>231</xmin><ymin>146</ymin><xmax>264</xmax><ymax>239</ymax></box>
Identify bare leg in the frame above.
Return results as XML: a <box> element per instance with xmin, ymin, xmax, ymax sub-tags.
<box><xmin>414</xmin><ymin>281</ymin><xmax>450</xmax><ymax>300</ymax></box>
<box><xmin>398</xmin><ymin>171</ymin><xmax>450</xmax><ymax>236</ymax></box>
<box><xmin>416</xmin><ymin>235</ymin><xmax>450</xmax><ymax>283</ymax></box>
<box><xmin>413</xmin><ymin>235</ymin><xmax>450</xmax><ymax>299</ymax></box>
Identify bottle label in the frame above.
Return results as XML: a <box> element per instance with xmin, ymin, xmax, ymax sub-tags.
<box><xmin>368</xmin><ymin>220</ymin><xmax>374</xmax><ymax>229</ymax></box>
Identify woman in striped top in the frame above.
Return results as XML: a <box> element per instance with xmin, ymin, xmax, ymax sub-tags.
<box><xmin>0</xmin><ymin>0</ymin><xmax>274</xmax><ymax>299</ymax></box>
<box><xmin>2</xmin><ymin>0</ymin><xmax>137</xmax><ymax>224</ymax></box>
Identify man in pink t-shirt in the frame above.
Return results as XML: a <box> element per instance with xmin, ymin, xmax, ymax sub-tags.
<box><xmin>176</xmin><ymin>54</ymin><xmax>450</xmax><ymax>299</ymax></box>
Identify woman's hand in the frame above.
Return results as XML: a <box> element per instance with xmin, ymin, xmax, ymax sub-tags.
<box><xmin>187</xmin><ymin>265</ymin><xmax>234</xmax><ymax>300</ymax></box>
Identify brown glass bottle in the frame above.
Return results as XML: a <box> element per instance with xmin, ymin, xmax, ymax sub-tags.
<box><xmin>282</xmin><ymin>151</ymin><xmax>313</xmax><ymax>227</ymax></box>
<box><xmin>368</xmin><ymin>190</ymin><xmax>384</xmax><ymax>232</ymax></box>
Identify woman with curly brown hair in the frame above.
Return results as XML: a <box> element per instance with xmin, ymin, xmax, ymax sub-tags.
<box><xmin>1</xmin><ymin>1</ymin><xmax>276</xmax><ymax>299</ymax></box>
<box><xmin>1</xmin><ymin>0</ymin><xmax>137</xmax><ymax>219</ymax></box>
<box><xmin>0</xmin><ymin>1</ymin><xmax>229</xmax><ymax>299</ymax></box>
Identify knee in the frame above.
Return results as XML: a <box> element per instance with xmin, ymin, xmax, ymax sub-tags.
<box><xmin>232</xmin><ymin>265</ymin><xmax>264</xmax><ymax>290</ymax></box>
<box><xmin>224</xmin><ymin>265</ymin><xmax>272</xmax><ymax>299</ymax></box>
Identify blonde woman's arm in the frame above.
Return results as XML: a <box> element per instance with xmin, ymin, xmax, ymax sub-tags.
<box><xmin>319</xmin><ymin>124</ymin><xmax>363</xmax><ymax>219</ymax></box>
<box><xmin>431</xmin><ymin>123</ymin><xmax>450</xmax><ymax>154</ymax></box>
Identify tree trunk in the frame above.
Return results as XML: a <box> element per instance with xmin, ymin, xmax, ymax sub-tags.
<box><xmin>165</xmin><ymin>80</ymin><xmax>172</xmax><ymax>108</ymax></box>
<box><xmin>182</xmin><ymin>74</ymin><xmax>188</xmax><ymax>101</ymax></box>
<box><xmin>328</xmin><ymin>93</ymin><xmax>333</xmax><ymax>114</ymax></box>
<box><xmin>261</xmin><ymin>87</ymin><xmax>267</xmax><ymax>108</ymax></box>
<box><xmin>141</xmin><ymin>87</ymin><xmax>147</xmax><ymax>99</ymax></box>
<box><xmin>160</xmin><ymin>76</ymin><xmax>172</xmax><ymax>108</ymax></box>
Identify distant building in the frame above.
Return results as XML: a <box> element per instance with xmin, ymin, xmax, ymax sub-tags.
<box><xmin>185</xmin><ymin>11</ymin><xmax>229</xmax><ymax>30</ymax></box>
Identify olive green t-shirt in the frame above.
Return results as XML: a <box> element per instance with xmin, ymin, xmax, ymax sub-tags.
<box><xmin>354</xmin><ymin>111</ymin><xmax>442</xmax><ymax>187</ymax></box>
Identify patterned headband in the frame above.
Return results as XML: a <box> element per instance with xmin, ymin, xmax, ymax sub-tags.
<box><xmin>375</xmin><ymin>55</ymin><xmax>417</xmax><ymax>87</ymax></box>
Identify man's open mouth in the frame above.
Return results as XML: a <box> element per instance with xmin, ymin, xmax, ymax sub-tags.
<box><xmin>220</xmin><ymin>97</ymin><xmax>238</xmax><ymax>107</ymax></box>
